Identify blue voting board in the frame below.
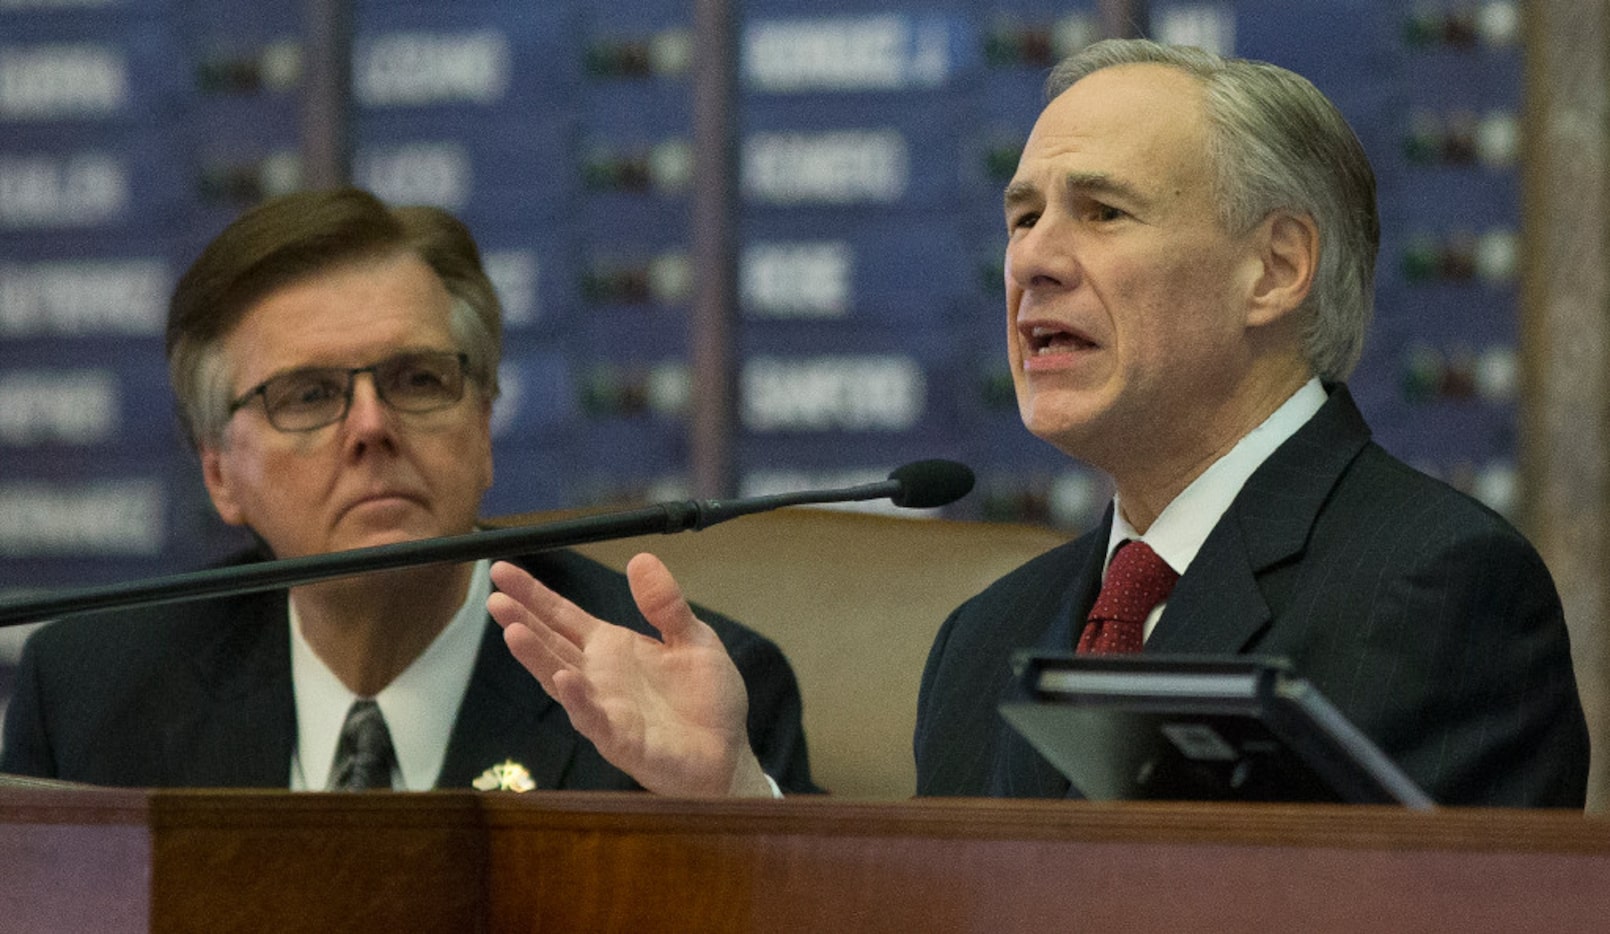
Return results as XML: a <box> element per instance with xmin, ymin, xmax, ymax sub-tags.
<box><xmin>0</xmin><ymin>0</ymin><xmax>1525</xmax><ymax>599</ymax></box>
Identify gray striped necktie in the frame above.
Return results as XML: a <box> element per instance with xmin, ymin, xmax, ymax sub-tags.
<box><xmin>328</xmin><ymin>699</ymin><xmax>397</xmax><ymax>791</ymax></box>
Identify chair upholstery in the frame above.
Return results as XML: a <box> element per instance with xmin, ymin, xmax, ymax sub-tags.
<box><xmin>484</xmin><ymin>507</ymin><xmax>1065</xmax><ymax>799</ymax></box>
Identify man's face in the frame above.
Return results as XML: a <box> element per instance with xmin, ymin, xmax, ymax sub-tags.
<box><xmin>1003</xmin><ymin>63</ymin><xmax>1270</xmax><ymax>476</ymax></box>
<box><xmin>199</xmin><ymin>252</ymin><xmax>494</xmax><ymax>559</ymax></box>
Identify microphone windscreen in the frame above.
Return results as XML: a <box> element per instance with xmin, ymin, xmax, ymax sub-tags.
<box><xmin>887</xmin><ymin>459</ymin><xmax>976</xmax><ymax>509</ymax></box>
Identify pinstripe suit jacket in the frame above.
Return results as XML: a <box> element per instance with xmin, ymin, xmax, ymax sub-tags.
<box><xmin>2</xmin><ymin>549</ymin><xmax>818</xmax><ymax>794</ymax></box>
<box><xmin>914</xmin><ymin>385</ymin><xmax>1589</xmax><ymax>807</ymax></box>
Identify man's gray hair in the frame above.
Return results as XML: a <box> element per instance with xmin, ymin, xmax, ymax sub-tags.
<box><xmin>1048</xmin><ymin>39</ymin><xmax>1379</xmax><ymax>381</ymax></box>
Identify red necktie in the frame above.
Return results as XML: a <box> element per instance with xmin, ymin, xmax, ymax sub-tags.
<box><xmin>1076</xmin><ymin>540</ymin><xmax>1179</xmax><ymax>654</ymax></box>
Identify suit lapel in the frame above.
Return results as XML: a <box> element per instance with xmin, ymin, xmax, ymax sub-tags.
<box><xmin>1040</xmin><ymin>507</ymin><xmax>1110</xmax><ymax>652</ymax></box>
<box><xmin>991</xmin><ymin>511</ymin><xmax>1112</xmax><ymax>799</ymax></box>
<box><xmin>155</xmin><ymin>557</ymin><xmax>582</xmax><ymax>790</ymax></box>
<box><xmin>994</xmin><ymin>387</ymin><xmax>1374</xmax><ymax>796</ymax></box>
<box><xmin>1147</xmin><ymin>516</ymin><xmax>1269</xmax><ymax>653</ymax></box>
<box><xmin>434</xmin><ymin>619</ymin><xmax>579</xmax><ymax>791</ymax></box>
<box><xmin>1147</xmin><ymin>384</ymin><xmax>1374</xmax><ymax>654</ymax></box>
<box><xmin>163</xmin><ymin>594</ymin><xmax>297</xmax><ymax>787</ymax></box>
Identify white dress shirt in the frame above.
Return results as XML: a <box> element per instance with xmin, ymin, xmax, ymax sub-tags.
<box><xmin>288</xmin><ymin>559</ymin><xmax>492</xmax><ymax>790</ymax></box>
<box><xmin>1105</xmin><ymin>379</ymin><xmax>1327</xmax><ymax>641</ymax></box>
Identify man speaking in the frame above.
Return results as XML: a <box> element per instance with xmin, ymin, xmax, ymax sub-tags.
<box><xmin>486</xmin><ymin>38</ymin><xmax>1588</xmax><ymax>807</ymax></box>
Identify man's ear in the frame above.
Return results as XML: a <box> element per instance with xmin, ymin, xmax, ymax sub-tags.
<box><xmin>200</xmin><ymin>443</ymin><xmax>247</xmax><ymax>527</ymax></box>
<box><xmin>1245</xmin><ymin>211</ymin><xmax>1319</xmax><ymax>328</ymax></box>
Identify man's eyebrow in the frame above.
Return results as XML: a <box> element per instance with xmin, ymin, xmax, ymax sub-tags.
<box><xmin>1066</xmin><ymin>172</ymin><xmax>1149</xmax><ymax>206</ymax></box>
<box><xmin>1003</xmin><ymin>172</ymin><xmax>1151</xmax><ymax>211</ymax></box>
<box><xmin>1003</xmin><ymin>179</ymin><xmax>1038</xmax><ymax>210</ymax></box>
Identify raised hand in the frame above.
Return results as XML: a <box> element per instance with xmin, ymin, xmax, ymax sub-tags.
<box><xmin>487</xmin><ymin>553</ymin><xmax>772</xmax><ymax>797</ymax></box>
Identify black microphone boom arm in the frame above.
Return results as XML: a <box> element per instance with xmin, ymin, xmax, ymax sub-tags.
<box><xmin>0</xmin><ymin>459</ymin><xmax>974</xmax><ymax>627</ymax></box>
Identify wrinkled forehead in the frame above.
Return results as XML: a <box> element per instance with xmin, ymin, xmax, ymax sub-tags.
<box><xmin>222</xmin><ymin>255</ymin><xmax>456</xmax><ymax>372</ymax></box>
<box><xmin>1038</xmin><ymin>65</ymin><xmax>1207</xmax><ymax>155</ymax></box>
<box><xmin>1014</xmin><ymin>64</ymin><xmax>1215</xmax><ymax>202</ymax></box>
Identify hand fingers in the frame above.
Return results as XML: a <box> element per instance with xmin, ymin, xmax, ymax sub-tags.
<box><xmin>499</xmin><ymin>618</ymin><xmax>566</xmax><ymax>696</ymax></box>
<box><xmin>486</xmin><ymin>586</ymin><xmax>577</xmax><ymax>653</ymax></box>
<box><xmin>487</xmin><ymin>562</ymin><xmax>593</xmax><ymax>678</ymax></box>
<box><xmin>489</xmin><ymin>560</ymin><xmax>604</xmax><ymax>648</ymax></box>
<box><xmin>625</xmin><ymin>553</ymin><xmax>705</xmax><ymax>646</ymax></box>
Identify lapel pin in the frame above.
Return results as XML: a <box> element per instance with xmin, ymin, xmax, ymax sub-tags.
<box><xmin>473</xmin><ymin>759</ymin><xmax>536</xmax><ymax>792</ymax></box>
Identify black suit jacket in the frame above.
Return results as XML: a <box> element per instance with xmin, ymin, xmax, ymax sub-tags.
<box><xmin>915</xmin><ymin>386</ymin><xmax>1589</xmax><ymax>807</ymax></box>
<box><xmin>1</xmin><ymin>548</ymin><xmax>817</xmax><ymax>793</ymax></box>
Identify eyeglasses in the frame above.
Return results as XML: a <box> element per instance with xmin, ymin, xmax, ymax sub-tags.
<box><xmin>227</xmin><ymin>350</ymin><xmax>472</xmax><ymax>432</ymax></box>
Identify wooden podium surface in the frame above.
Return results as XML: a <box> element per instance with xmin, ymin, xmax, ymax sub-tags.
<box><xmin>5</xmin><ymin>787</ymin><xmax>1610</xmax><ymax>933</ymax></box>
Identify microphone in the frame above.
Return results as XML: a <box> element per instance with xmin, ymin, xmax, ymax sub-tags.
<box><xmin>0</xmin><ymin>459</ymin><xmax>974</xmax><ymax>627</ymax></box>
<box><xmin>687</xmin><ymin>458</ymin><xmax>975</xmax><ymax>526</ymax></box>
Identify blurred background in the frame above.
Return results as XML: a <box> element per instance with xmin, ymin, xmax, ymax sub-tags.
<box><xmin>2</xmin><ymin>0</ymin><xmax>1605</xmax><ymax>802</ymax></box>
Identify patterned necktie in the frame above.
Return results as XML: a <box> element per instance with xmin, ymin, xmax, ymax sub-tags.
<box><xmin>1076</xmin><ymin>539</ymin><xmax>1179</xmax><ymax>654</ymax></box>
<box><xmin>328</xmin><ymin>699</ymin><xmax>397</xmax><ymax>791</ymax></box>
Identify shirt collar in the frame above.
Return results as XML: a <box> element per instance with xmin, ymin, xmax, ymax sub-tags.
<box><xmin>1107</xmin><ymin>378</ymin><xmax>1326</xmax><ymax>575</ymax></box>
<box><xmin>289</xmin><ymin>559</ymin><xmax>491</xmax><ymax>790</ymax></box>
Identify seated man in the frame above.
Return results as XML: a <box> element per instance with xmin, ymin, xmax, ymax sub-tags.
<box><xmin>0</xmin><ymin>188</ymin><xmax>817</xmax><ymax>794</ymax></box>
<box><xmin>482</xmin><ymin>39</ymin><xmax>1588</xmax><ymax>807</ymax></box>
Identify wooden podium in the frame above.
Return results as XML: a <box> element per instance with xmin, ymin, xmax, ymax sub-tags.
<box><xmin>4</xmin><ymin>786</ymin><xmax>1610</xmax><ymax>933</ymax></box>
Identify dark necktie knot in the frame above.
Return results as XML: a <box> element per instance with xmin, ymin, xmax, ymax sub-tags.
<box><xmin>329</xmin><ymin>698</ymin><xmax>397</xmax><ymax>791</ymax></box>
<box><xmin>1077</xmin><ymin>539</ymin><xmax>1179</xmax><ymax>654</ymax></box>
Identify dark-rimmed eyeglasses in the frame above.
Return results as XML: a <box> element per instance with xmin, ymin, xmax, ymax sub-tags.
<box><xmin>226</xmin><ymin>350</ymin><xmax>472</xmax><ymax>433</ymax></box>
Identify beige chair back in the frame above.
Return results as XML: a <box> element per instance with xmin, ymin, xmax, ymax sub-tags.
<box><xmin>490</xmin><ymin>508</ymin><xmax>1066</xmax><ymax>799</ymax></box>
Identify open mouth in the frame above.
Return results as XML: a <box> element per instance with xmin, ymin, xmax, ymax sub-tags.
<box><xmin>1025</xmin><ymin>324</ymin><xmax>1097</xmax><ymax>356</ymax></box>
